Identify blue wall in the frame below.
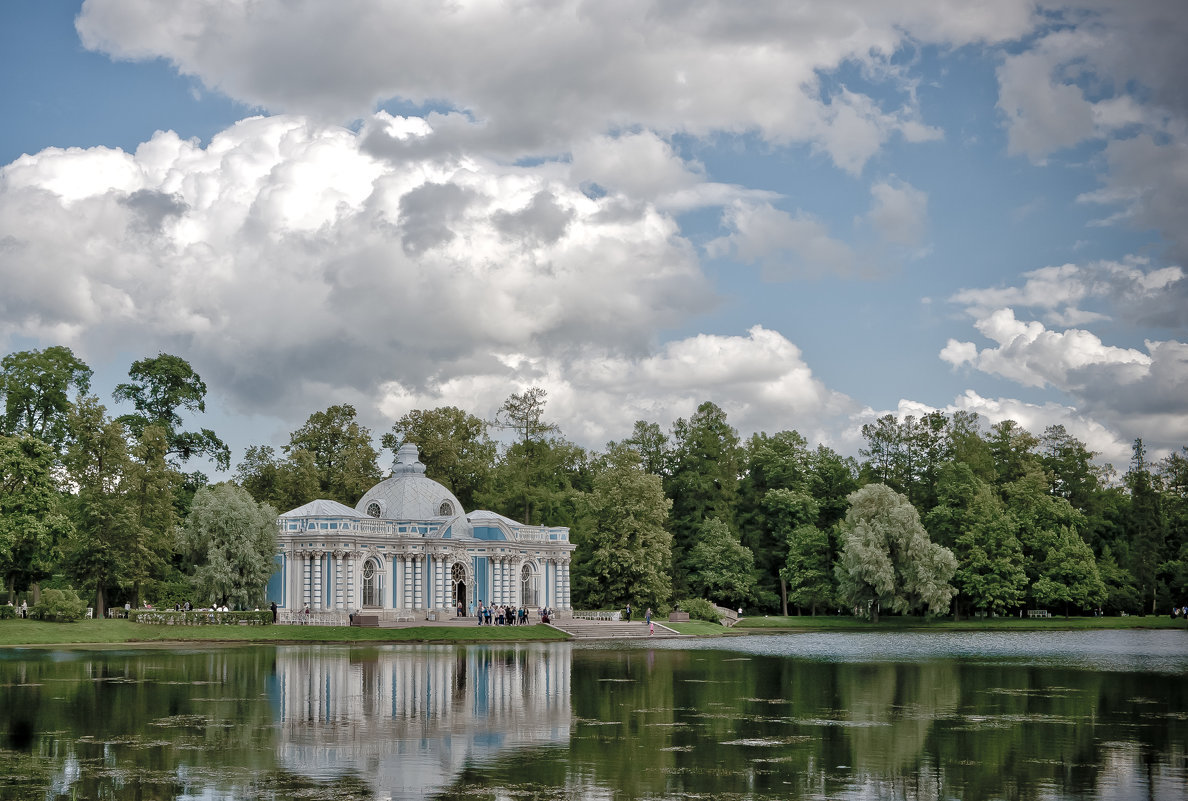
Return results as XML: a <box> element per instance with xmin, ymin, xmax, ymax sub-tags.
<box><xmin>266</xmin><ymin>553</ymin><xmax>284</xmax><ymax>606</ymax></box>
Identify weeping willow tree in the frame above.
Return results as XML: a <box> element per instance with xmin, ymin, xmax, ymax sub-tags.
<box><xmin>178</xmin><ymin>484</ymin><xmax>278</xmax><ymax>609</ymax></box>
<box><xmin>836</xmin><ymin>483</ymin><xmax>956</xmax><ymax>621</ymax></box>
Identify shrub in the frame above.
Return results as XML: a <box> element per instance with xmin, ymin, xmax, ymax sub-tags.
<box><xmin>0</xmin><ymin>604</ymin><xmax>16</xmax><ymax>620</ymax></box>
<box><xmin>128</xmin><ymin>609</ymin><xmax>272</xmax><ymax>626</ymax></box>
<box><xmin>676</xmin><ymin>598</ymin><xmax>721</xmax><ymax>624</ymax></box>
<box><xmin>30</xmin><ymin>589</ymin><xmax>88</xmax><ymax>622</ymax></box>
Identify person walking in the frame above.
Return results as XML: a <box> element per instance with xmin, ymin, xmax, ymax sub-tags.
<box><xmin>270</xmin><ymin>601</ymin><xmax>277</xmax><ymax>623</ymax></box>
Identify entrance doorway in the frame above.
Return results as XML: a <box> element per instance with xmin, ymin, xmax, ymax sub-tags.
<box><xmin>362</xmin><ymin>559</ymin><xmax>380</xmax><ymax>607</ymax></box>
<box><xmin>451</xmin><ymin>563</ymin><xmax>467</xmax><ymax>615</ymax></box>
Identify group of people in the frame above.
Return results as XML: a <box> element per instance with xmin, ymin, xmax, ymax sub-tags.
<box><xmin>472</xmin><ymin>602</ymin><xmax>536</xmax><ymax>626</ymax></box>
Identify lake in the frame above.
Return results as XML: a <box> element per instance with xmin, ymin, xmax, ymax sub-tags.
<box><xmin>1</xmin><ymin>631</ymin><xmax>1184</xmax><ymax>799</ymax></box>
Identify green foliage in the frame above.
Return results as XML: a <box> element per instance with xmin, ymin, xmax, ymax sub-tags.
<box><xmin>179</xmin><ymin>484</ymin><xmax>279</xmax><ymax>610</ymax></box>
<box><xmin>285</xmin><ymin>404</ymin><xmax>381</xmax><ymax>505</ymax></box>
<box><xmin>686</xmin><ymin>517</ymin><xmax>756</xmax><ymax>608</ymax></box>
<box><xmin>676</xmin><ymin>597</ymin><xmax>721</xmax><ymax>623</ymax></box>
<box><xmin>665</xmin><ymin>402</ymin><xmax>741</xmax><ymax>593</ymax></box>
<box><xmin>836</xmin><ymin>484</ymin><xmax>957</xmax><ymax>620</ymax></box>
<box><xmin>30</xmin><ymin>588</ymin><xmax>87</xmax><ymax>622</ymax></box>
<box><xmin>0</xmin><ymin>434</ymin><xmax>73</xmax><ymax>595</ymax></box>
<box><xmin>128</xmin><ymin>609</ymin><xmax>272</xmax><ymax>625</ymax></box>
<box><xmin>0</xmin><ymin>604</ymin><xmax>15</xmax><ymax>620</ymax></box>
<box><xmin>0</xmin><ymin>346</ymin><xmax>92</xmax><ymax>453</ymax></box>
<box><xmin>782</xmin><ymin>524</ymin><xmax>835</xmax><ymax>614</ymax></box>
<box><xmin>574</xmin><ymin>444</ymin><xmax>672</xmax><ymax>609</ymax></box>
<box><xmin>382</xmin><ymin>406</ymin><xmax>495</xmax><ymax>509</ymax></box>
<box><xmin>1032</xmin><ymin>526</ymin><xmax>1107</xmax><ymax>615</ymax></box>
<box><xmin>114</xmin><ymin>353</ymin><xmax>230</xmax><ymax>469</ymax></box>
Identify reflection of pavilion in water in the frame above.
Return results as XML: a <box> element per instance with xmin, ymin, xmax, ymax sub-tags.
<box><xmin>274</xmin><ymin>644</ymin><xmax>571</xmax><ymax>797</ymax></box>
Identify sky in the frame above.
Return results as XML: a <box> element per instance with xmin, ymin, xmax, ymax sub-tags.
<box><xmin>1</xmin><ymin>0</ymin><xmax>1186</xmax><ymax>475</ymax></box>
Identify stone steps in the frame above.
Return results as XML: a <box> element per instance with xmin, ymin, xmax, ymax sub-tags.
<box><xmin>549</xmin><ymin>619</ymin><xmax>679</xmax><ymax>639</ymax></box>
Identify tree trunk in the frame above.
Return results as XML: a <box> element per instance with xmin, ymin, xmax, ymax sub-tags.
<box><xmin>31</xmin><ymin>582</ymin><xmax>41</xmax><ymax>604</ymax></box>
<box><xmin>96</xmin><ymin>586</ymin><xmax>107</xmax><ymax>618</ymax></box>
<box><xmin>871</xmin><ymin>604</ymin><xmax>879</xmax><ymax>624</ymax></box>
<box><xmin>780</xmin><ymin>577</ymin><xmax>787</xmax><ymax>617</ymax></box>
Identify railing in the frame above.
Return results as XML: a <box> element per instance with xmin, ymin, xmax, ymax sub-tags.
<box><xmin>714</xmin><ymin>605</ymin><xmax>740</xmax><ymax>627</ymax></box>
<box><xmin>571</xmin><ymin>610</ymin><xmax>620</xmax><ymax>621</ymax></box>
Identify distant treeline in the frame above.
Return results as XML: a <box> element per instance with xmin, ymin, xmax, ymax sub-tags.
<box><xmin>2</xmin><ymin>346</ymin><xmax>1186</xmax><ymax>618</ymax></box>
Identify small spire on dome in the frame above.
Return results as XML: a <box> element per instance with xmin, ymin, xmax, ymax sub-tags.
<box><xmin>393</xmin><ymin>443</ymin><xmax>427</xmax><ymax>475</ymax></box>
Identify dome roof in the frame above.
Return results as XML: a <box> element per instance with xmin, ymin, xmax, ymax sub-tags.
<box><xmin>354</xmin><ymin>444</ymin><xmax>468</xmax><ymax>528</ymax></box>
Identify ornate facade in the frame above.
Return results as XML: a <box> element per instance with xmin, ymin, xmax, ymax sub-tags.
<box><xmin>266</xmin><ymin>443</ymin><xmax>575</xmax><ymax>619</ymax></box>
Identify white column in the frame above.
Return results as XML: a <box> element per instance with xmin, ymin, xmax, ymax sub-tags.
<box><xmin>413</xmin><ymin>554</ymin><xmax>423</xmax><ymax>609</ymax></box>
<box><xmin>313</xmin><ymin>552</ymin><xmax>323</xmax><ymax>609</ymax></box>
<box><xmin>498</xmin><ymin>557</ymin><xmax>507</xmax><ymax>604</ymax></box>
<box><xmin>512</xmin><ymin>559</ymin><xmax>520</xmax><ymax>606</ymax></box>
<box><xmin>302</xmin><ymin>552</ymin><xmax>311</xmax><ymax>608</ymax></box>
<box><xmin>439</xmin><ymin>555</ymin><xmax>448</xmax><ymax>610</ymax></box>
<box><xmin>346</xmin><ymin>553</ymin><xmax>356</xmax><ymax>610</ymax></box>
<box><xmin>334</xmin><ymin>551</ymin><xmax>344</xmax><ymax>609</ymax></box>
<box><xmin>391</xmin><ymin>554</ymin><xmax>400</xmax><ymax>609</ymax></box>
<box><xmin>562</xmin><ymin>561</ymin><xmax>571</xmax><ymax>609</ymax></box>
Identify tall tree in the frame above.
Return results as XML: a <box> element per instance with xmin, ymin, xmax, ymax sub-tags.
<box><xmin>1125</xmin><ymin>438</ymin><xmax>1166</xmax><ymax>614</ymax></box>
<box><xmin>178</xmin><ymin>484</ymin><xmax>278</xmax><ymax>609</ymax></box>
<box><xmin>622</xmin><ymin>420</ymin><xmax>670</xmax><ymax>477</ymax></box>
<box><xmin>113</xmin><ymin>353</ymin><xmax>230</xmax><ymax>469</ymax></box>
<box><xmin>491</xmin><ymin>388</ymin><xmax>562</xmax><ymax>523</ymax></box>
<box><xmin>951</xmin><ymin>482</ymin><xmax>1027</xmax><ymax>617</ymax></box>
<box><xmin>0</xmin><ymin>434</ymin><xmax>72</xmax><ymax>603</ymax></box>
<box><xmin>782</xmin><ymin>523</ymin><xmax>834</xmax><ymax>615</ymax></box>
<box><xmin>382</xmin><ymin>406</ymin><xmax>495</xmax><ymax>509</ymax></box>
<box><xmin>835</xmin><ymin>484</ymin><xmax>957</xmax><ymax>621</ymax></box>
<box><xmin>987</xmin><ymin>419</ymin><xmax>1040</xmax><ymax>487</ymax></box>
<box><xmin>738</xmin><ymin>431</ymin><xmax>813</xmax><ymax>611</ymax></box>
<box><xmin>573</xmin><ymin>443</ymin><xmax>672</xmax><ymax>610</ymax></box>
<box><xmin>61</xmin><ymin>396</ymin><xmax>136</xmax><ymax>616</ymax></box>
<box><xmin>665</xmin><ymin>401</ymin><xmax>741</xmax><ymax>593</ymax></box>
<box><xmin>0</xmin><ymin>346</ymin><xmax>92</xmax><ymax>454</ymax></box>
<box><xmin>762</xmin><ymin>487</ymin><xmax>819</xmax><ymax>614</ymax></box>
<box><xmin>686</xmin><ymin>517</ymin><xmax>756</xmax><ymax>609</ymax></box>
<box><xmin>286</xmin><ymin>404</ymin><xmax>381</xmax><ymax>505</ymax></box>
<box><xmin>1031</xmin><ymin>526</ymin><xmax>1106</xmax><ymax>617</ymax></box>
<box><xmin>123</xmin><ymin>425</ymin><xmax>182</xmax><ymax>606</ymax></box>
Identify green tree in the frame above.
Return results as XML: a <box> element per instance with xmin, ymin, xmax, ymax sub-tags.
<box><xmin>835</xmin><ymin>484</ymin><xmax>957</xmax><ymax>621</ymax></box>
<box><xmin>286</xmin><ymin>404</ymin><xmax>381</xmax><ymax>505</ymax></box>
<box><xmin>665</xmin><ymin>402</ymin><xmax>741</xmax><ymax>594</ymax></box>
<box><xmin>762</xmin><ymin>486</ymin><xmax>819</xmax><ymax>614</ymax></box>
<box><xmin>1125</xmin><ymin>438</ymin><xmax>1166</xmax><ymax>614</ymax></box>
<box><xmin>1003</xmin><ymin>464</ymin><xmax>1086</xmax><ymax>602</ymax></box>
<box><xmin>738</xmin><ymin>431</ymin><xmax>812</xmax><ymax>611</ymax></box>
<box><xmin>781</xmin><ymin>524</ymin><xmax>834</xmax><ymax>615</ymax></box>
<box><xmin>573</xmin><ymin>444</ymin><xmax>672</xmax><ymax>610</ymax></box>
<box><xmin>382</xmin><ymin>406</ymin><xmax>495</xmax><ymax>509</ymax></box>
<box><xmin>123</xmin><ymin>425</ymin><xmax>182</xmax><ymax>606</ymax></box>
<box><xmin>0</xmin><ymin>434</ymin><xmax>72</xmax><ymax>603</ymax></box>
<box><xmin>686</xmin><ymin>517</ymin><xmax>756</xmax><ymax>609</ymax></box>
<box><xmin>952</xmin><ymin>483</ymin><xmax>1027</xmax><ymax>617</ymax></box>
<box><xmin>113</xmin><ymin>353</ymin><xmax>230</xmax><ymax>469</ymax></box>
<box><xmin>491</xmin><ymin>388</ymin><xmax>562</xmax><ymax>522</ymax></box>
<box><xmin>61</xmin><ymin>396</ymin><xmax>137</xmax><ymax>616</ymax></box>
<box><xmin>621</xmin><ymin>420</ymin><xmax>670</xmax><ymax>477</ymax></box>
<box><xmin>0</xmin><ymin>346</ymin><xmax>92</xmax><ymax>454</ymax></box>
<box><xmin>1031</xmin><ymin>526</ymin><xmax>1106</xmax><ymax>616</ymax></box>
<box><xmin>178</xmin><ymin>484</ymin><xmax>278</xmax><ymax>609</ymax></box>
<box><xmin>235</xmin><ymin>444</ymin><xmax>282</xmax><ymax>504</ymax></box>
<box><xmin>987</xmin><ymin>419</ymin><xmax>1040</xmax><ymax>487</ymax></box>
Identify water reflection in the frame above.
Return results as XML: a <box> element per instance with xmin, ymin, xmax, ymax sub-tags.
<box><xmin>0</xmin><ymin>634</ymin><xmax>1184</xmax><ymax>800</ymax></box>
<box><xmin>274</xmin><ymin>644</ymin><xmax>571</xmax><ymax>797</ymax></box>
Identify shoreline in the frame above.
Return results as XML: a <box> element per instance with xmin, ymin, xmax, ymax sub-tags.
<box><xmin>1</xmin><ymin>615</ymin><xmax>1182</xmax><ymax>648</ymax></box>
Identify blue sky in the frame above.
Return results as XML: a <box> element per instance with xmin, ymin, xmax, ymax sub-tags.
<box><xmin>2</xmin><ymin>0</ymin><xmax>1185</xmax><ymax>473</ymax></box>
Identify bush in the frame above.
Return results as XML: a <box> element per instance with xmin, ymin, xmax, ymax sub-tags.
<box><xmin>31</xmin><ymin>589</ymin><xmax>88</xmax><ymax>622</ymax></box>
<box><xmin>0</xmin><ymin>604</ymin><xmax>15</xmax><ymax>620</ymax></box>
<box><xmin>128</xmin><ymin>609</ymin><xmax>272</xmax><ymax>626</ymax></box>
<box><xmin>676</xmin><ymin>598</ymin><xmax>721</xmax><ymax>624</ymax></box>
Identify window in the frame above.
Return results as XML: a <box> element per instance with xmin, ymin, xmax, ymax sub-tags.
<box><xmin>366</xmin><ymin>502</ymin><xmax>381</xmax><ymax>518</ymax></box>
<box><xmin>439</xmin><ymin>501</ymin><xmax>454</xmax><ymax>516</ymax></box>
<box><xmin>362</xmin><ymin>560</ymin><xmax>379</xmax><ymax>607</ymax></box>
<box><xmin>521</xmin><ymin>564</ymin><xmax>538</xmax><ymax>607</ymax></box>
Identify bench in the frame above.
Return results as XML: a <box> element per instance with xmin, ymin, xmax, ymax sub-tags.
<box><xmin>394</xmin><ymin>612</ymin><xmax>415</xmax><ymax>623</ymax></box>
<box><xmin>350</xmin><ymin>614</ymin><xmax>380</xmax><ymax>627</ymax></box>
<box><xmin>1027</xmin><ymin>609</ymin><xmax>1052</xmax><ymax>618</ymax></box>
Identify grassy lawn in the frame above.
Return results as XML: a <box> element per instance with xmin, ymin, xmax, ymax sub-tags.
<box><xmin>664</xmin><ymin>620</ymin><xmax>730</xmax><ymax>636</ymax></box>
<box><xmin>0</xmin><ymin>619</ymin><xmax>571</xmax><ymax>647</ymax></box>
<box><xmin>734</xmin><ymin>614</ymin><xmax>1188</xmax><ymax>631</ymax></box>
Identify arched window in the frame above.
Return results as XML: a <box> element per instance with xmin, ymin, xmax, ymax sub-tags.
<box><xmin>362</xmin><ymin>559</ymin><xmax>380</xmax><ymax>607</ymax></box>
<box><xmin>521</xmin><ymin>564</ymin><xmax>538</xmax><ymax>608</ymax></box>
<box><xmin>439</xmin><ymin>500</ymin><xmax>454</xmax><ymax>516</ymax></box>
<box><xmin>366</xmin><ymin>501</ymin><xmax>382</xmax><ymax>518</ymax></box>
<box><xmin>451</xmin><ymin>563</ymin><xmax>467</xmax><ymax>612</ymax></box>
